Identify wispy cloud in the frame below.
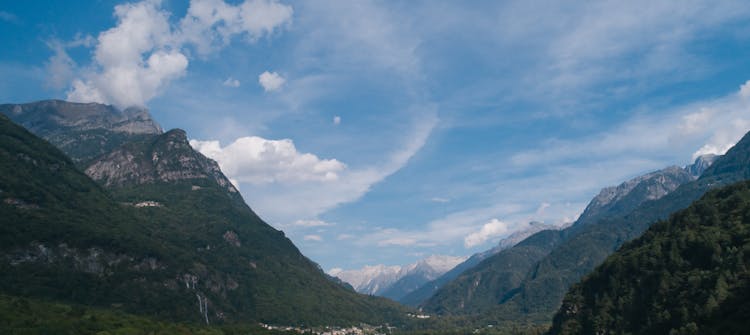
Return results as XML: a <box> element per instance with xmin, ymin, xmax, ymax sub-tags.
<box><xmin>0</xmin><ymin>11</ymin><xmax>20</xmax><ymax>24</ymax></box>
<box><xmin>222</xmin><ymin>77</ymin><xmax>240</xmax><ymax>87</ymax></box>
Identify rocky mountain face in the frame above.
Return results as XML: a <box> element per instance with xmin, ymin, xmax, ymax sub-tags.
<box><xmin>0</xmin><ymin>100</ymin><xmax>162</xmax><ymax>165</ymax></box>
<box><xmin>331</xmin><ymin>265</ymin><xmax>403</xmax><ymax>296</ymax></box>
<box><xmin>330</xmin><ymin>255</ymin><xmax>466</xmax><ymax>299</ymax></box>
<box><xmin>85</xmin><ymin>129</ymin><xmax>238</xmax><ymax>194</ymax></box>
<box><xmin>398</xmin><ymin>221</ymin><xmax>556</xmax><ymax>306</ymax></box>
<box><xmin>420</xmin><ymin>151</ymin><xmax>730</xmax><ymax>321</ymax></box>
<box><xmin>0</xmin><ymin>103</ymin><xmax>408</xmax><ymax>326</ymax></box>
<box><xmin>573</xmin><ymin>166</ymin><xmax>695</xmax><ymax>229</ymax></box>
<box><xmin>380</xmin><ymin>255</ymin><xmax>469</xmax><ymax>301</ymax></box>
<box><xmin>686</xmin><ymin>153</ymin><xmax>718</xmax><ymax>178</ymax></box>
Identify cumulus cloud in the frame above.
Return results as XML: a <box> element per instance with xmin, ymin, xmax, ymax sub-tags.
<box><xmin>259</xmin><ymin>71</ymin><xmax>286</xmax><ymax>91</ymax></box>
<box><xmin>740</xmin><ymin>80</ymin><xmax>750</xmax><ymax>99</ymax></box>
<box><xmin>63</xmin><ymin>0</ymin><xmax>292</xmax><ymax>108</ymax></box>
<box><xmin>223</xmin><ymin>77</ymin><xmax>240</xmax><ymax>87</ymax></box>
<box><xmin>333</xmin><ymin>115</ymin><xmax>341</xmax><ymax>125</ymax></box>
<box><xmin>190</xmin><ymin>136</ymin><xmax>345</xmax><ymax>184</ymax></box>
<box><xmin>191</xmin><ymin>106</ymin><xmax>438</xmax><ymax>224</ymax></box>
<box><xmin>464</xmin><ymin>218</ymin><xmax>509</xmax><ymax>248</ymax></box>
<box><xmin>45</xmin><ymin>41</ymin><xmax>77</xmax><ymax>90</ymax></box>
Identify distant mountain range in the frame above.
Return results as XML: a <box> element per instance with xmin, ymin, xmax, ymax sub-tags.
<box><xmin>0</xmin><ymin>100</ymin><xmax>408</xmax><ymax>327</ymax></box>
<box><xmin>330</xmin><ymin>255</ymin><xmax>466</xmax><ymax>300</ymax></box>
<box><xmin>398</xmin><ymin>221</ymin><xmax>557</xmax><ymax>306</ymax></box>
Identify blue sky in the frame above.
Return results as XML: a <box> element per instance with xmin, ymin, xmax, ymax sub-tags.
<box><xmin>3</xmin><ymin>0</ymin><xmax>750</xmax><ymax>271</ymax></box>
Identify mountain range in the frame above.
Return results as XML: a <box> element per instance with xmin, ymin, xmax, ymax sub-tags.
<box><xmin>419</xmin><ymin>151</ymin><xmax>730</xmax><ymax>322</ymax></box>
<box><xmin>0</xmin><ymin>100</ymin><xmax>408</xmax><ymax>327</ymax></box>
<box><xmin>549</xmin><ymin>179</ymin><xmax>750</xmax><ymax>334</ymax></box>
<box><xmin>398</xmin><ymin>221</ymin><xmax>557</xmax><ymax>307</ymax></box>
<box><xmin>3</xmin><ymin>99</ymin><xmax>750</xmax><ymax>334</ymax></box>
<box><xmin>330</xmin><ymin>255</ymin><xmax>466</xmax><ymax>300</ymax></box>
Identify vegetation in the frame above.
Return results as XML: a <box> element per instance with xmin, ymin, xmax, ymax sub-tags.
<box><xmin>549</xmin><ymin>180</ymin><xmax>750</xmax><ymax>334</ymax></box>
<box><xmin>421</xmin><ymin>131</ymin><xmax>750</xmax><ymax>325</ymax></box>
<box><xmin>0</xmin><ymin>294</ymin><xmax>297</xmax><ymax>335</ymax></box>
<box><xmin>0</xmin><ymin>113</ymin><xmax>409</xmax><ymax>327</ymax></box>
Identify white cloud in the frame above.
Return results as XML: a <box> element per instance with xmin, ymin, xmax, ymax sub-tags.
<box><xmin>378</xmin><ymin>236</ymin><xmax>418</xmax><ymax>247</ymax></box>
<box><xmin>259</xmin><ymin>71</ymin><xmax>286</xmax><ymax>92</ymax></box>
<box><xmin>463</xmin><ymin>218</ymin><xmax>509</xmax><ymax>248</ymax></box>
<box><xmin>304</xmin><ymin>234</ymin><xmax>323</xmax><ymax>241</ymax></box>
<box><xmin>431</xmin><ymin>197</ymin><xmax>450</xmax><ymax>203</ymax></box>
<box><xmin>44</xmin><ymin>41</ymin><xmax>77</xmax><ymax>90</ymax></box>
<box><xmin>333</xmin><ymin>115</ymin><xmax>341</xmax><ymax>125</ymax></box>
<box><xmin>179</xmin><ymin>0</ymin><xmax>293</xmax><ymax>55</ymax></box>
<box><xmin>190</xmin><ymin>136</ymin><xmax>346</xmax><ymax>184</ymax></box>
<box><xmin>65</xmin><ymin>0</ymin><xmax>292</xmax><ymax>109</ymax></box>
<box><xmin>337</xmin><ymin>234</ymin><xmax>355</xmax><ymax>240</ymax></box>
<box><xmin>292</xmin><ymin>219</ymin><xmax>333</xmax><ymax>227</ymax></box>
<box><xmin>223</xmin><ymin>77</ymin><xmax>240</xmax><ymax>87</ymax></box>
<box><xmin>191</xmin><ymin>106</ymin><xmax>438</xmax><ymax>224</ymax></box>
<box><xmin>67</xmin><ymin>0</ymin><xmax>187</xmax><ymax>108</ymax></box>
<box><xmin>741</xmin><ymin>80</ymin><xmax>750</xmax><ymax>98</ymax></box>
<box><xmin>535</xmin><ymin>202</ymin><xmax>551</xmax><ymax>216</ymax></box>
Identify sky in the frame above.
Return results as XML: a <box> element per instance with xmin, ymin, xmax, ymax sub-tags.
<box><xmin>2</xmin><ymin>0</ymin><xmax>750</xmax><ymax>271</ymax></box>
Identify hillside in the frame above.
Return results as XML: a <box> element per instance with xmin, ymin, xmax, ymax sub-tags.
<box><xmin>399</xmin><ymin>222</ymin><xmax>556</xmax><ymax>307</ymax></box>
<box><xmin>421</xmin><ymin>164</ymin><xmax>698</xmax><ymax>317</ymax></box>
<box><xmin>0</xmin><ymin>105</ymin><xmax>408</xmax><ymax>327</ymax></box>
<box><xmin>549</xmin><ymin>180</ymin><xmax>750</xmax><ymax>334</ymax></box>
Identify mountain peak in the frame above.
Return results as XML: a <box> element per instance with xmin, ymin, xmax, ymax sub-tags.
<box><xmin>0</xmin><ymin>100</ymin><xmax>162</xmax><ymax>135</ymax></box>
<box><xmin>0</xmin><ymin>100</ymin><xmax>163</xmax><ymax>165</ymax></box>
<box><xmin>685</xmin><ymin>153</ymin><xmax>719</xmax><ymax>178</ymax></box>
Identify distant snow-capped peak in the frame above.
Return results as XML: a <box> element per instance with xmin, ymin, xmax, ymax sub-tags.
<box><xmin>329</xmin><ymin>255</ymin><xmax>467</xmax><ymax>295</ymax></box>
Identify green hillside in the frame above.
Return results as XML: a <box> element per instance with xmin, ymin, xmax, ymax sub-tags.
<box><xmin>0</xmin><ymin>110</ymin><xmax>408</xmax><ymax>327</ymax></box>
<box><xmin>549</xmin><ymin>180</ymin><xmax>750</xmax><ymax>334</ymax></box>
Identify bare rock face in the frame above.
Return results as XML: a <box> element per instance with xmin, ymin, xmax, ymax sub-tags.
<box><xmin>576</xmin><ymin>166</ymin><xmax>694</xmax><ymax>227</ymax></box>
<box><xmin>222</xmin><ymin>231</ymin><xmax>241</xmax><ymax>247</ymax></box>
<box><xmin>85</xmin><ymin>129</ymin><xmax>238</xmax><ymax>193</ymax></box>
<box><xmin>0</xmin><ymin>100</ymin><xmax>162</xmax><ymax>135</ymax></box>
<box><xmin>0</xmin><ymin>100</ymin><xmax>163</xmax><ymax>164</ymax></box>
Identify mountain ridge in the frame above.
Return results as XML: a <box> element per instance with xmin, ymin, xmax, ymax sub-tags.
<box><xmin>0</xmin><ymin>101</ymin><xmax>410</xmax><ymax>326</ymax></box>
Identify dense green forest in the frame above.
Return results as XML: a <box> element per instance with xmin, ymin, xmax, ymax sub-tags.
<box><xmin>0</xmin><ymin>294</ymin><xmax>299</xmax><ymax>335</ymax></box>
<box><xmin>549</xmin><ymin>180</ymin><xmax>750</xmax><ymax>334</ymax></box>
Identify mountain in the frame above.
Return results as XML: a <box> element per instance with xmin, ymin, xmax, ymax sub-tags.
<box><xmin>330</xmin><ymin>265</ymin><xmax>403</xmax><ymax>296</ymax></box>
<box><xmin>471</xmin><ymin>139</ymin><xmax>750</xmax><ymax>325</ymax></box>
<box><xmin>381</xmin><ymin>255</ymin><xmax>469</xmax><ymax>301</ymax></box>
<box><xmin>421</xmin><ymin>156</ymin><xmax>719</xmax><ymax>319</ymax></box>
<box><xmin>0</xmin><ymin>103</ymin><xmax>409</xmax><ymax>326</ymax></box>
<box><xmin>331</xmin><ymin>255</ymin><xmax>466</xmax><ymax>299</ymax></box>
<box><xmin>0</xmin><ymin>100</ymin><xmax>161</xmax><ymax>166</ymax></box>
<box><xmin>398</xmin><ymin>221</ymin><xmax>556</xmax><ymax>306</ymax></box>
<box><xmin>686</xmin><ymin>153</ymin><xmax>718</xmax><ymax>178</ymax></box>
<box><xmin>549</xmin><ymin>180</ymin><xmax>750</xmax><ymax>335</ymax></box>
<box><xmin>572</xmin><ymin>165</ymin><xmax>694</xmax><ymax>229</ymax></box>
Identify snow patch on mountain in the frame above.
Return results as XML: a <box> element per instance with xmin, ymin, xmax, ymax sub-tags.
<box><xmin>329</xmin><ymin>255</ymin><xmax>467</xmax><ymax>296</ymax></box>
